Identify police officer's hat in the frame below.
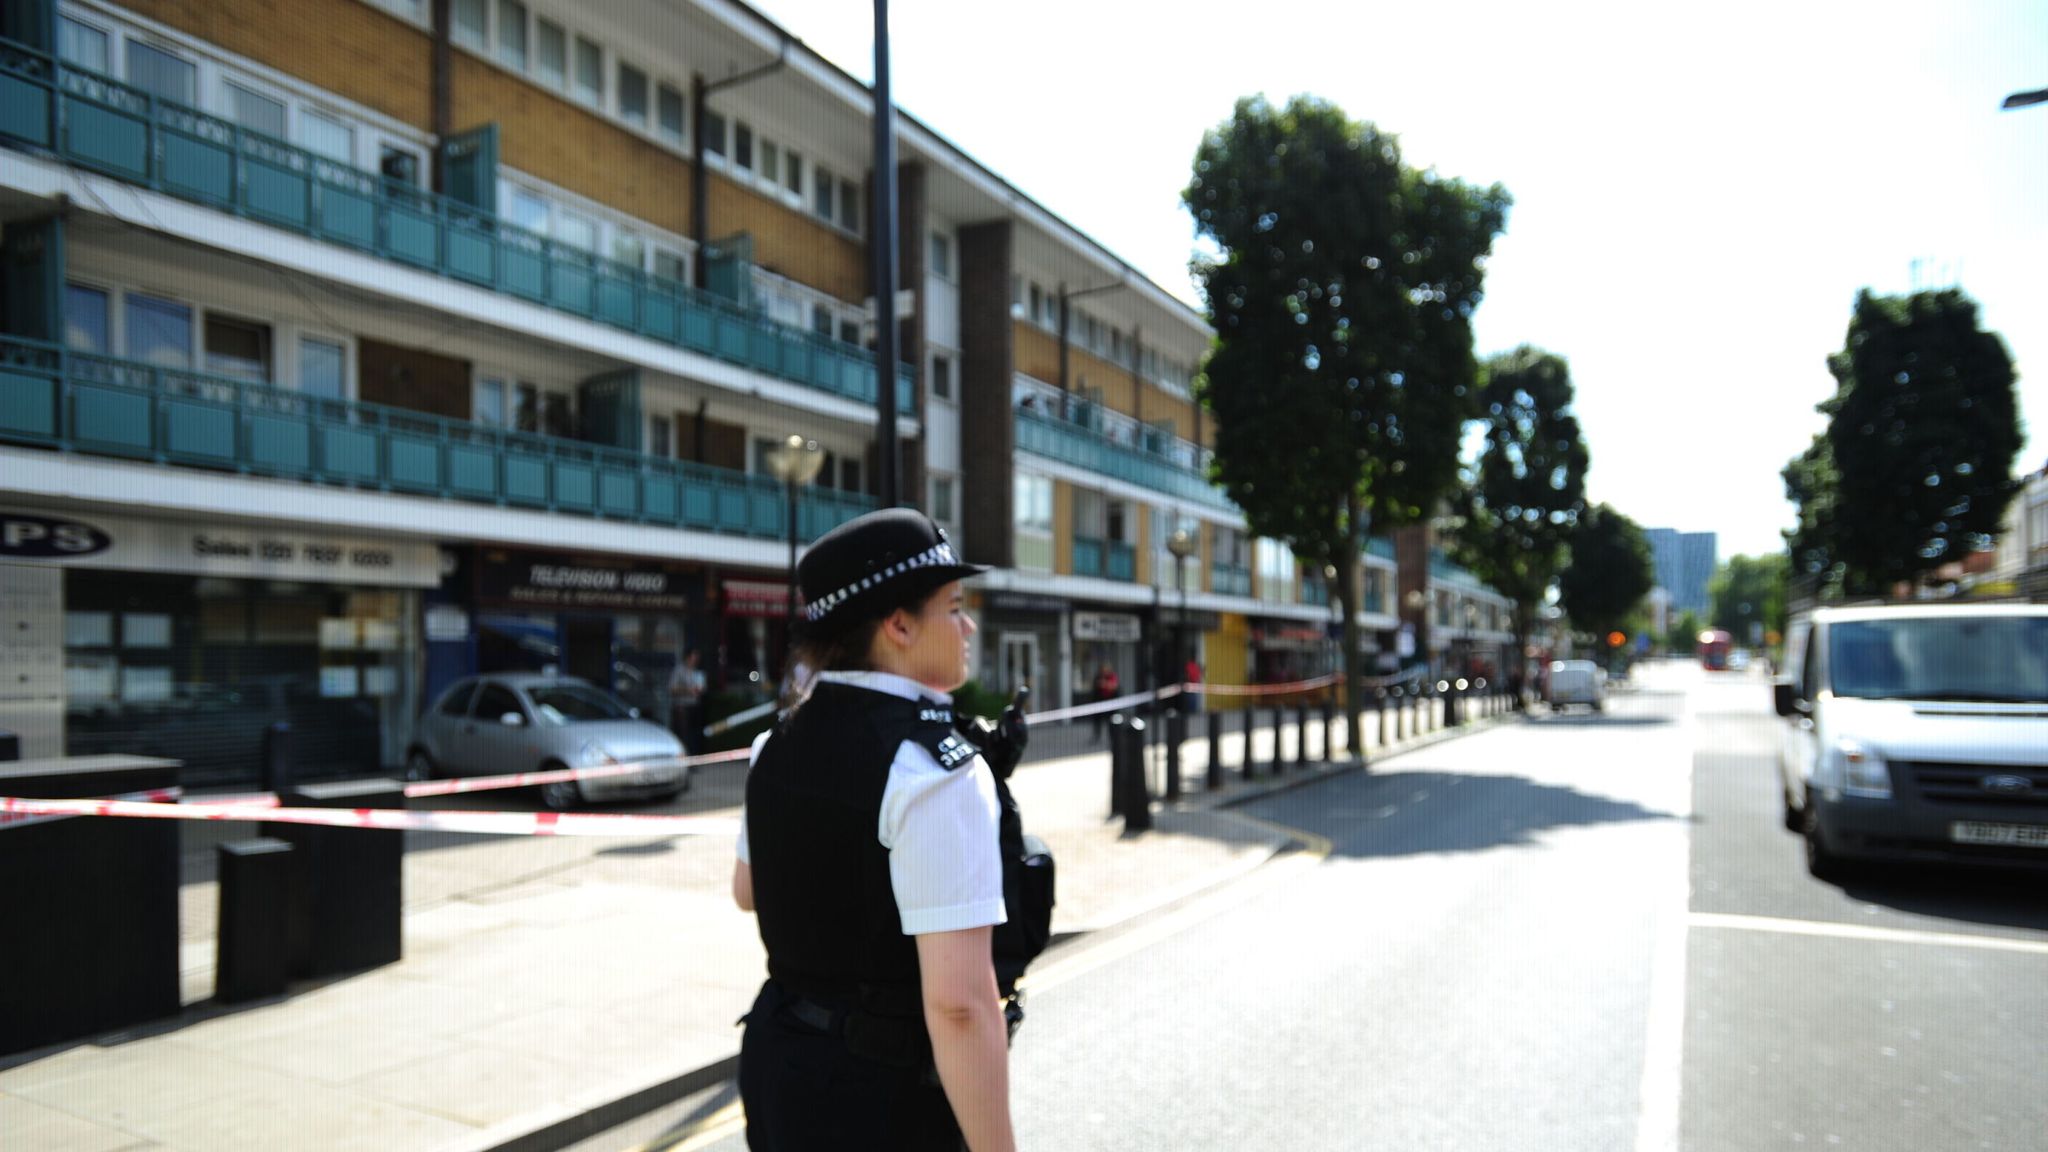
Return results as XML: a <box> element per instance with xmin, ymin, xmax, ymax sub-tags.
<box><xmin>797</xmin><ymin>508</ymin><xmax>988</xmax><ymax>629</ymax></box>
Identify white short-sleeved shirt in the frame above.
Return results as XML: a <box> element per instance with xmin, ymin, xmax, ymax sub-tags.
<box><xmin>737</xmin><ymin>671</ymin><xmax>1007</xmax><ymax>937</ymax></box>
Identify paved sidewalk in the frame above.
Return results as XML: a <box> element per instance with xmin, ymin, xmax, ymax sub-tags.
<box><xmin>1</xmin><ymin>696</ymin><xmax>1516</xmax><ymax>1152</ymax></box>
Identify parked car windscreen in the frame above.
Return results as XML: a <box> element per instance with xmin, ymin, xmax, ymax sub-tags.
<box><xmin>525</xmin><ymin>683</ymin><xmax>634</xmax><ymax>725</ymax></box>
<box><xmin>1829</xmin><ymin>616</ymin><xmax>2048</xmax><ymax>703</ymax></box>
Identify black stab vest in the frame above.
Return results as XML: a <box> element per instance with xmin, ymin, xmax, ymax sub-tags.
<box><xmin>745</xmin><ymin>680</ymin><xmax>979</xmax><ymax>1010</ymax></box>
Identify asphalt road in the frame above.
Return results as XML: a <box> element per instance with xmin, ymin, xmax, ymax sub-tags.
<box><xmin>617</xmin><ymin>660</ymin><xmax>2048</xmax><ymax>1151</ymax></box>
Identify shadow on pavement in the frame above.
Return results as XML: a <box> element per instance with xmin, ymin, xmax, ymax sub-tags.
<box><xmin>1257</xmin><ymin>768</ymin><xmax>1682</xmax><ymax>859</ymax></box>
<box><xmin>1524</xmin><ymin>714</ymin><xmax>1673</xmax><ymax>728</ymax></box>
<box><xmin>1834</xmin><ymin>863</ymin><xmax>2048</xmax><ymax>931</ymax></box>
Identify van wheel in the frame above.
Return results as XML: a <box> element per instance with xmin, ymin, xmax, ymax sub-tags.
<box><xmin>1803</xmin><ymin>803</ymin><xmax>1850</xmax><ymax>881</ymax></box>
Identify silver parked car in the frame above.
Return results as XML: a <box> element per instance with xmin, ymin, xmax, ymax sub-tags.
<box><xmin>409</xmin><ymin>673</ymin><xmax>689</xmax><ymax>809</ymax></box>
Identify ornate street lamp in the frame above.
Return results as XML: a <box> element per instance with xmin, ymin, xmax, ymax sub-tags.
<box><xmin>765</xmin><ymin>433</ymin><xmax>825</xmax><ymax>635</ymax></box>
<box><xmin>1166</xmin><ymin>526</ymin><xmax>1197</xmax><ymax>689</ymax></box>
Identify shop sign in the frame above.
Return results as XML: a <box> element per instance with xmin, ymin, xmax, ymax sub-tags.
<box><xmin>477</xmin><ymin>549</ymin><xmax>692</xmax><ymax>612</ymax></box>
<box><xmin>0</xmin><ymin>507</ymin><xmax>438</xmax><ymax>587</ymax></box>
<box><xmin>1073</xmin><ymin>611</ymin><xmax>1141</xmax><ymax>642</ymax></box>
<box><xmin>724</xmin><ymin>579</ymin><xmax>794</xmax><ymax>619</ymax></box>
<box><xmin>988</xmin><ymin>592</ymin><xmax>1066</xmax><ymax>615</ymax></box>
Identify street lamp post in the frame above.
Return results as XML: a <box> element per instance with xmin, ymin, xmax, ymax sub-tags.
<box><xmin>1166</xmin><ymin>526</ymin><xmax>1196</xmax><ymax>692</ymax></box>
<box><xmin>765</xmin><ymin>434</ymin><xmax>825</xmax><ymax>639</ymax></box>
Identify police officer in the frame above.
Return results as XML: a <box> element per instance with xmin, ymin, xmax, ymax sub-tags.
<box><xmin>730</xmin><ymin>508</ymin><xmax>1025</xmax><ymax>1152</ymax></box>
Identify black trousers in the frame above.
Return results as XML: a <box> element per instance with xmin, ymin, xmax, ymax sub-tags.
<box><xmin>739</xmin><ymin>981</ymin><xmax>962</xmax><ymax>1151</ymax></box>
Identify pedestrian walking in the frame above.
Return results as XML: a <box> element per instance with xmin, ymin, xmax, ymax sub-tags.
<box><xmin>730</xmin><ymin>509</ymin><xmax>1046</xmax><ymax>1152</ymax></box>
<box><xmin>668</xmin><ymin>648</ymin><xmax>706</xmax><ymax>755</ymax></box>
<box><xmin>1089</xmin><ymin>662</ymin><xmax>1119</xmax><ymax>741</ymax></box>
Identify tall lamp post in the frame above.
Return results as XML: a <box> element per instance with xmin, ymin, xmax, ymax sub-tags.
<box><xmin>1166</xmin><ymin>527</ymin><xmax>1196</xmax><ymax>691</ymax></box>
<box><xmin>765</xmin><ymin>434</ymin><xmax>825</xmax><ymax>639</ymax></box>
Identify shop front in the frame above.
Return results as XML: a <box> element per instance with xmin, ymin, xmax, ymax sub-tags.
<box><xmin>1250</xmin><ymin>616</ymin><xmax>1338</xmax><ymax>686</ymax></box>
<box><xmin>1072</xmin><ymin>606</ymin><xmax>1147</xmax><ymax>708</ymax></box>
<box><xmin>467</xmin><ymin>547</ymin><xmax>704</xmax><ymax>729</ymax></box>
<box><xmin>717</xmin><ymin>578</ymin><xmax>798</xmax><ymax>705</ymax></box>
<box><xmin>978</xmin><ymin>592</ymin><xmax>1065</xmax><ymax>705</ymax></box>
<box><xmin>0</xmin><ymin>506</ymin><xmax>438</xmax><ymax>786</ymax></box>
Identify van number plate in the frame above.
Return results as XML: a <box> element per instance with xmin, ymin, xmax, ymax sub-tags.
<box><xmin>1950</xmin><ymin>822</ymin><xmax>2048</xmax><ymax>849</ymax></box>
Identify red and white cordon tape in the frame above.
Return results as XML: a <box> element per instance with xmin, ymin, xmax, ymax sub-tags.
<box><xmin>187</xmin><ymin>748</ymin><xmax>755</xmax><ymax>811</ymax></box>
<box><xmin>0</xmin><ymin>794</ymin><xmax>741</xmax><ymax>838</ymax></box>
<box><xmin>0</xmin><ymin>786</ymin><xmax>183</xmax><ymax>832</ymax></box>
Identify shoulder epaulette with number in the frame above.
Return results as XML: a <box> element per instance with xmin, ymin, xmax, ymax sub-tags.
<box><xmin>874</xmin><ymin>696</ymin><xmax>977</xmax><ymax>772</ymax></box>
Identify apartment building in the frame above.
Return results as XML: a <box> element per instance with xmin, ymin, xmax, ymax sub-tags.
<box><xmin>0</xmin><ymin>0</ymin><xmax>1509</xmax><ymax>783</ymax></box>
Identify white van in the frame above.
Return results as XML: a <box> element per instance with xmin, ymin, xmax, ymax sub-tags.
<box><xmin>1545</xmin><ymin>660</ymin><xmax>1606</xmax><ymax>712</ymax></box>
<box><xmin>1774</xmin><ymin>604</ymin><xmax>2048</xmax><ymax>878</ymax></box>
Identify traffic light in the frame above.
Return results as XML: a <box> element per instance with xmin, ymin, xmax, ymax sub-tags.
<box><xmin>1606</xmin><ymin>631</ymin><xmax>1626</xmax><ymax>648</ymax></box>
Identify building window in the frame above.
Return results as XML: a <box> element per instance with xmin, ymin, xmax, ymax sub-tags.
<box><xmin>125</xmin><ymin>294</ymin><xmax>192</xmax><ymax>368</ymax></box>
<box><xmin>572</xmin><ymin>36</ymin><xmax>602</xmax><ymax>107</ymax></box>
<box><xmin>555</xmin><ymin>211</ymin><xmax>596</xmax><ymax>252</ymax></box>
<box><xmin>301</xmin><ymin>109</ymin><xmax>354</xmax><ymax>164</ymax></box>
<box><xmin>929</xmin><ymin>231</ymin><xmax>952</xmax><ymax>279</ymax></box>
<box><xmin>1027</xmin><ymin>283</ymin><xmax>1043</xmax><ymax>327</ymax></box>
<box><xmin>839</xmin><ymin>179</ymin><xmax>861</xmax><ymax>235</ymax></box>
<box><xmin>653</xmin><ymin>247</ymin><xmax>687</xmax><ymax>285</ymax></box>
<box><xmin>734</xmin><ymin>122</ymin><xmax>754</xmax><ymax>170</ymax></box>
<box><xmin>204</xmin><ymin>314</ymin><xmax>272</xmax><ymax>383</ymax></box>
<box><xmin>224</xmin><ymin>82</ymin><xmax>285</xmax><ymax>139</ymax></box>
<box><xmin>930</xmin><ymin>353</ymin><xmax>953</xmax><ymax>401</ymax></box>
<box><xmin>703</xmin><ymin>112</ymin><xmax>726</xmax><ymax>158</ymax></box>
<box><xmin>507</xmin><ymin>188</ymin><xmax>549</xmax><ymax>235</ymax></box>
<box><xmin>838</xmin><ymin>318</ymin><xmax>861</xmax><ymax>346</ymax></box>
<box><xmin>760</xmin><ymin>140</ymin><xmax>780</xmax><ymax>185</ymax></box>
<box><xmin>127</xmin><ymin>41</ymin><xmax>195</xmax><ymax>105</ymax></box>
<box><xmin>932</xmin><ymin>475</ymin><xmax>955</xmax><ymax>524</ymax></box>
<box><xmin>65</xmin><ymin>284</ymin><xmax>110</xmax><ymax>354</ymax></box>
<box><xmin>612</xmin><ymin>231</ymin><xmax>644</xmax><ymax>270</ymax></box>
<box><xmin>450</xmin><ymin>0</ymin><xmax>487</xmax><ymax>50</ymax></box>
<box><xmin>57</xmin><ymin>17</ymin><xmax>108</xmax><ymax>72</ymax></box>
<box><xmin>784</xmin><ymin>149</ymin><xmax>803</xmax><ymax>196</ymax></box>
<box><xmin>496</xmin><ymin>0</ymin><xmax>527</xmax><ymax>70</ymax></box>
<box><xmin>1015</xmin><ymin>474</ymin><xmax>1053</xmax><ymax>531</ymax></box>
<box><xmin>475</xmin><ymin>377</ymin><xmax>507</xmax><ymax>426</ymax></box>
<box><xmin>813</xmin><ymin>165</ymin><xmax>834</xmax><ymax>222</ymax></box>
<box><xmin>649</xmin><ymin>415</ymin><xmax>671</xmax><ymax>458</ymax></box>
<box><xmin>618</xmin><ymin>63</ymin><xmax>648</xmax><ymax>126</ymax></box>
<box><xmin>657</xmin><ymin>83</ymin><xmax>685</xmax><ymax>144</ymax></box>
<box><xmin>299</xmin><ymin>337</ymin><xmax>346</xmax><ymax>399</ymax></box>
<box><xmin>535</xmin><ymin>19</ymin><xmax>566</xmax><ymax>88</ymax></box>
<box><xmin>379</xmin><ymin>143</ymin><xmax>422</xmax><ymax>188</ymax></box>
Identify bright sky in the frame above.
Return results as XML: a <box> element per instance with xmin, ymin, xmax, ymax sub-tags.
<box><xmin>750</xmin><ymin>0</ymin><xmax>2047</xmax><ymax>562</ymax></box>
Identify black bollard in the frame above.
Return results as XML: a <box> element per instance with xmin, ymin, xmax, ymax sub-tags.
<box><xmin>1321</xmin><ymin>699</ymin><xmax>1335</xmax><ymax>762</ymax></box>
<box><xmin>1295</xmin><ymin>706</ymin><xmax>1310</xmax><ymax>766</ymax></box>
<box><xmin>1164</xmin><ymin>709</ymin><xmax>1183</xmax><ymax>801</ymax></box>
<box><xmin>1267</xmin><ymin>708</ymin><xmax>1283</xmax><ymax>775</ymax></box>
<box><xmin>1206</xmin><ymin>709</ymin><xmax>1223</xmax><ymax>791</ymax></box>
<box><xmin>216</xmin><ymin>838</ymin><xmax>294</xmax><ymax>1004</ymax></box>
<box><xmin>1239</xmin><ymin>707</ymin><xmax>1257</xmax><ymax>780</ymax></box>
<box><xmin>1107</xmin><ymin>713</ymin><xmax>1127</xmax><ymax>818</ymax></box>
<box><xmin>1121</xmin><ymin>718</ymin><xmax>1152</xmax><ymax>832</ymax></box>
<box><xmin>265</xmin><ymin>778</ymin><xmax>405</xmax><ymax>978</ymax></box>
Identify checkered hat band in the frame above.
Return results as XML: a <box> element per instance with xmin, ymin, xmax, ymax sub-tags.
<box><xmin>805</xmin><ymin>542</ymin><xmax>960</xmax><ymax>622</ymax></box>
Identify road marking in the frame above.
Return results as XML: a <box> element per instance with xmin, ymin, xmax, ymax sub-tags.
<box><xmin>1690</xmin><ymin>912</ymin><xmax>2048</xmax><ymax>956</ymax></box>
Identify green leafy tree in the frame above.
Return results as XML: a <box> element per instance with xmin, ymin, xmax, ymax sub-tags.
<box><xmin>1665</xmin><ymin>609</ymin><xmax>1704</xmax><ymax>655</ymax></box>
<box><xmin>1185</xmin><ymin>95</ymin><xmax>1510</xmax><ymax>747</ymax></box>
<box><xmin>1785</xmin><ymin>289</ymin><xmax>2023</xmax><ymax>595</ymax></box>
<box><xmin>1448</xmin><ymin>346</ymin><xmax>1588</xmax><ymax>692</ymax></box>
<box><xmin>1709</xmin><ymin>553</ymin><xmax>1788</xmax><ymax>646</ymax></box>
<box><xmin>1558</xmin><ymin>503</ymin><xmax>1654</xmax><ymax>652</ymax></box>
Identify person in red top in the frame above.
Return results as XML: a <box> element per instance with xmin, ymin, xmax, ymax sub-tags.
<box><xmin>1090</xmin><ymin>663</ymin><xmax>1119</xmax><ymax>741</ymax></box>
<box><xmin>1183</xmin><ymin>658</ymin><xmax>1203</xmax><ymax>712</ymax></box>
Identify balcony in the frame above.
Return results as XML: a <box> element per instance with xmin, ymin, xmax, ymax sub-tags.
<box><xmin>1210</xmin><ymin>564</ymin><xmax>1252</xmax><ymax>598</ymax></box>
<box><xmin>1014</xmin><ymin>406</ymin><xmax>1233</xmax><ymax>511</ymax></box>
<box><xmin>0</xmin><ymin>41</ymin><xmax>914</xmax><ymax>416</ymax></box>
<box><xmin>1069</xmin><ymin>536</ymin><xmax>1138</xmax><ymax>582</ymax></box>
<box><xmin>0</xmin><ymin>335</ymin><xmax>875</xmax><ymax>541</ymax></box>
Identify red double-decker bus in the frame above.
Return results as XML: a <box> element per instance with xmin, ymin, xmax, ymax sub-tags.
<box><xmin>1697</xmin><ymin>629</ymin><xmax>1733</xmax><ymax>671</ymax></box>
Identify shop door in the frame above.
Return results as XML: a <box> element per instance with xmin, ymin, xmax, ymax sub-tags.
<box><xmin>563</xmin><ymin>617</ymin><xmax>613</xmax><ymax>689</ymax></box>
<box><xmin>998</xmin><ymin>633</ymin><xmax>1041</xmax><ymax>701</ymax></box>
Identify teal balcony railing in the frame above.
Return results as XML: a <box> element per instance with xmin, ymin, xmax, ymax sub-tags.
<box><xmin>0</xmin><ymin>40</ymin><xmax>914</xmax><ymax>416</ymax></box>
<box><xmin>1072</xmin><ymin>536</ymin><xmax>1104</xmax><ymax>579</ymax></box>
<box><xmin>0</xmin><ymin>335</ymin><xmax>875</xmax><ymax>541</ymax></box>
<box><xmin>1302</xmin><ymin>579</ymin><xmax>1330</xmax><ymax>607</ymax></box>
<box><xmin>1014</xmin><ymin>406</ymin><xmax>1233</xmax><ymax>511</ymax></box>
<box><xmin>1106</xmin><ymin>541</ymin><xmax>1136</xmax><ymax>582</ymax></box>
<box><xmin>1210</xmin><ymin>564</ymin><xmax>1252</xmax><ymax>597</ymax></box>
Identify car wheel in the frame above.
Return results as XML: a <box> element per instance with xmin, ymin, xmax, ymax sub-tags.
<box><xmin>540</xmin><ymin>765</ymin><xmax>580</xmax><ymax>812</ymax></box>
<box><xmin>405</xmin><ymin>749</ymin><xmax>436</xmax><ymax>783</ymax></box>
<box><xmin>1780</xmin><ymin>780</ymin><xmax>1803</xmax><ymax>832</ymax></box>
